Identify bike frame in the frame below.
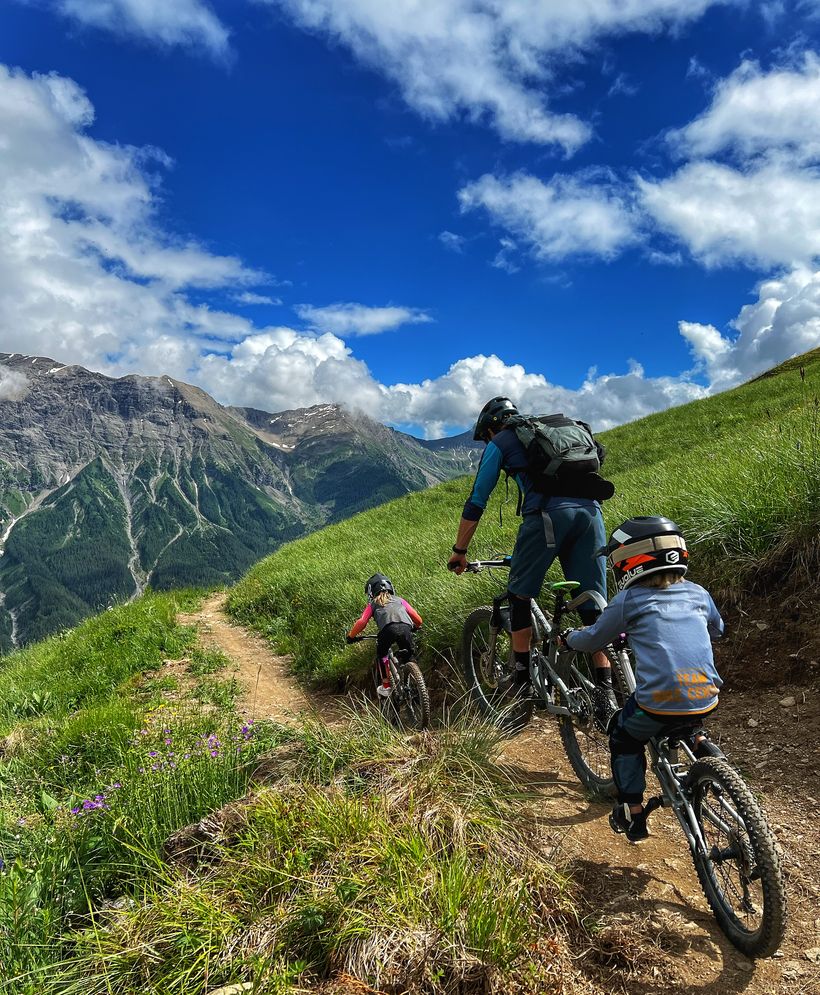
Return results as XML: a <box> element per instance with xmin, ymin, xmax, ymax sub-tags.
<box><xmin>648</xmin><ymin>737</ymin><xmax>748</xmax><ymax>863</ymax></box>
<box><xmin>478</xmin><ymin>563</ymin><xmax>618</xmax><ymax>723</ymax></box>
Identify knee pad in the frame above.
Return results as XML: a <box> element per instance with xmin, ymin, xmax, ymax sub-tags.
<box><xmin>509</xmin><ymin>595</ymin><xmax>532</xmax><ymax>632</ymax></box>
<box><xmin>609</xmin><ymin>723</ymin><xmax>645</xmax><ymax>756</ymax></box>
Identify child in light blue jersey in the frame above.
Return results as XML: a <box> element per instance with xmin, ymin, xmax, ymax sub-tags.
<box><xmin>563</xmin><ymin>516</ymin><xmax>724</xmax><ymax>843</ymax></box>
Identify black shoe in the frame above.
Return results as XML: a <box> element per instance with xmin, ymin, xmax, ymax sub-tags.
<box><xmin>609</xmin><ymin>803</ymin><xmax>649</xmax><ymax>844</ymax></box>
<box><xmin>592</xmin><ymin>684</ymin><xmax>618</xmax><ymax>726</ymax></box>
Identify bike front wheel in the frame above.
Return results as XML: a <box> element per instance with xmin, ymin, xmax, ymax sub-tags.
<box><xmin>461</xmin><ymin>606</ymin><xmax>531</xmax><ymax>734</ymax></box>
<box><xmin>687</xmin><ymin>757</ymin><xmax>786</xmax><ymax>958</ymax></box>
<box><xmin>556</xmin><ymin>648</ymin><xmax>629</xmax><ymax>798</ymax></box>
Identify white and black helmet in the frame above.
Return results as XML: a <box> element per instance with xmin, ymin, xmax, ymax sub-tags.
<box><xmin>598</xmin><ymin>516</ymin><xmax>688</xmax><ymax>591</ymax></box>
<box><xmin>365</xmin><ymin>573</ymin><xmax>394</xmax><ymax>600</ymax></box>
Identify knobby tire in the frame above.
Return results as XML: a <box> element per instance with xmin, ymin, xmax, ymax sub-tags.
<box><xmin>557</xmin><ymin>648</ymin><xmax>630</xmax><ymax>799</ymax></box>
<box><xmin>687</xmin><ymin>757</ymin><xmax>786</xmax><ymax>958</ymax></box>
<box><xmin>461</xmin><ymin>606</ymin><xmax>531</xmax><ymax>735</ymax></box>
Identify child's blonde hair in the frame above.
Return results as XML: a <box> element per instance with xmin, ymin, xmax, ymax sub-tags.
<box><xmin>373</xmin><ymin>590</ymin><xmax>393</xmax><ymax>606</ymax></box>
<box><xmin>637</xmin><ymin>570</ymin><xmax>686</xmax><ymax>590</ymax></box>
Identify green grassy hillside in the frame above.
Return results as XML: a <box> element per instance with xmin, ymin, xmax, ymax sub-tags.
<box><xmin>228</xmin><ymin>349</ymin><xmax>820</xmax><ymax>687</ymax></box>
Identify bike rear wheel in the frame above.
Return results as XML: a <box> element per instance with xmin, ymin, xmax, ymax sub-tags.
<box><xmin>461</xmin><ymin>606</ymin><xmax>531</xmax><ymax>734</ymax></box>
<box><xmin>687</xmin><ymin>757</ymin><xmax>786</xmax><ymax>958</ymax></box>
<box><xmin>379</xmin><ymin>658</ymin><xmax>430</xmax><ymax>731</ymax></box>
<box><xmin>557</xmin><ymin>648</ymin><xmax>629</xmax><ymax>799</ymax></box>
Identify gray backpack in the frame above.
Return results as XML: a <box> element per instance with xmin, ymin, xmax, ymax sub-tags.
<box><xmin>508</xmin><ymin>413</ymin><xmax>614</xmax><ymax>502</ymax></box>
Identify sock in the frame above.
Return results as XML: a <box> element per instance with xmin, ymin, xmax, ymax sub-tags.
<box><xmin>514</xmin><ymin>650</ymin><xmax>530</xmax><ymax>672</ymax></box>
<box><xmin>595</xmin><ymin>666</ymin><xmax>613</xmax><ymax>686</ymax></box>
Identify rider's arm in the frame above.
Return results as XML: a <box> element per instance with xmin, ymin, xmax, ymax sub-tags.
<box><xmin>348</xmin><ymin>603</ymin><xmax>373</xmax><ymax>638</ymax></box>
<box><xmin>461</xmin><ymin>442</ymin><xmax>503</xmax><ymax>523</ymax></box>
<box><xmin>564</xmin><ymin>598</ymin><xmax>626</xmax><ymax>652</ymax></box>
<box><xmin>401</xmin><ymin>599</ymin><xmax>423</xmax><ymax>628</ymax></box>
<box><xmin>705</xmin><ymin>592</ymin><xmax>725</xmax><ymax>639</ymax></box>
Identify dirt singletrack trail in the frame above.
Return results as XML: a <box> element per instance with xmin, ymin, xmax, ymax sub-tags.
<box><xmin>177</xmin><ymin>592</ymin><xmax>340</xmax><ymax>726</ymax></box>
<box><xmin>177</xmin><ymin>596</ymin><xmax>819</xmax><ymax>994</ymax></box>
<box><xmin>499</xmin><ymin>686</ymin><xmax>820</xmax><ymax>995</ymax></box>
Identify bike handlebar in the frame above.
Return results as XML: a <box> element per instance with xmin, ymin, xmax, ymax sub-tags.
<box><xmin>464</xmin><ymin>557</ymin><xmax>512</xmax><ymax>572</ymax></box>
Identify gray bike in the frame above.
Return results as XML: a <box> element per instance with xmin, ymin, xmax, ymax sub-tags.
<box><xmin>461</xmin><ymin>558</ymin><xmax>629</xmax><ymax>794</ymax></box>
<box><xmin>461</xmin><ymin>558</ymin><xmax>786</xmax><ymax>958</ymax></box>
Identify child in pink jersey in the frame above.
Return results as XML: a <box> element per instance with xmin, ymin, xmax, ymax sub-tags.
<box><xmin>347</xmin><ymin>573</ymin><xmax>422</xmax><ymax>698</ymax></box>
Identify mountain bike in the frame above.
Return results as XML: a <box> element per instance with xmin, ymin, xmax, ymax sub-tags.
<box><xmin>461</xmin><ymin>558</ymin><xmax>630</xmax><ymax>795</ymax></box>
<box><xmin>349</xmin><ymin>633</ymin><xmax>430</xmax><ymax>730</ymax></box>
<box><xmin>460</xmin><ymin>558</ymin><xmax>787</xmax><ymax>958</ymax></box>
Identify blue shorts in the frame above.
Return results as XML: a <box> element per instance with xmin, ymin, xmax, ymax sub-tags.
<box><xmin>507</xmin><ymin>503</ymin><xmax>607</xmax><ymax>621</ymax></box>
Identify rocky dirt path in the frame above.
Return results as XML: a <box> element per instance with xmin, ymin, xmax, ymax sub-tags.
<box><xmin>500</xmin><ymin>685</ymin><xmax>820</xmax><ymax>995</ymax></box>
<box><xmin>177</xmin><ymin>595</ymin><xmax>819</xmax><ymax>994</ymax></box>
<box><xmin>177</xmin><ymin>591</ymin><xmax>340</xmax><ymax>726</ymax></box>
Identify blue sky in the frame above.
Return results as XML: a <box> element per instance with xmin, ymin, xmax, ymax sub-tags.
<box><xmin>1</xmin><ymin>1</ymin><xmax>820</xmax><ymax>436</ymax></box>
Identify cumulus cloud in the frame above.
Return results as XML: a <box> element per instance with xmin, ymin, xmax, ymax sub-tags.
<box><xmin>2</xmin><ymin>62</ymin><xmax>818</xmax><ymax>442</ymax></box>
<box><xmin>671</xmin><ymin>54</ymin><xmax>820</xmax><ymax>161</ymax></box>
<box><xmin>639</xmin><ymin>159</ymin><xmax>820</xmax><ymax>268</ymax></box>
<box><xmin>40</xmin><ymin>0</ymin><xmax>230</xmax><ymax>57</ymax></box>
<box><xmin>459</xmin><ymin>171</ymin><xmax>638</xmax><ymax>263</ymax></box>
<box><xmin>0</xmin><ymin>65</ymin><xmax>265</xmax><ymax>376</ymax></box>
<box><xmin>0</xmin><ymin>368</ymin><xmax>29</xmax><ymax>402</ymax></box>
<box><xmin>294</xmin><ymin>302</ymin><xmax>433</xmax><ymax>337</ymax></box>
<box><xmin>263</xmin><ymin>0</ymin><xmax>726</xmax><ymax>149</ymax></box>
<box><xmin>680</xmin><ymin>266</ymin><xmax>820</xmax><ymax>390</ymax></box>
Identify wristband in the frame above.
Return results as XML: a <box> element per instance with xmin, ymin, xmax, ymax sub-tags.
<box><xmin>452</xmin><ymin>545</ymin><xmax>468</xmax><ymax>555</ymax></box>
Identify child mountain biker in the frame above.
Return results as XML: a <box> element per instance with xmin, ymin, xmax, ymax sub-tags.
<box><xmin>346</xmin><ymin>574</ymin><xmax>423</xmax><ymax>699</ymax></box>
<box><xmin>562</xmin><ymin>517</ymin><xmax>724</xmax><ymax>844</ymax></box>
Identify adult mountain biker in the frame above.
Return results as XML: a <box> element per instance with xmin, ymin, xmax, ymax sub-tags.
<box><xmin>448</xmin><ymin>396</ymin><xmax>616</xmax><ymax>717</ymax></box>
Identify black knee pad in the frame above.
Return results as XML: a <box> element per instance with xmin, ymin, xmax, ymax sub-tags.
<box><xmin>609</xmin><ymin>723</ymin><xmax>645</xmax><ymax>756</ymax></box>
<box><xmin>509</xmin><ymin>595</ymin><xmax>531</xmax><ymax>632</ymax></box>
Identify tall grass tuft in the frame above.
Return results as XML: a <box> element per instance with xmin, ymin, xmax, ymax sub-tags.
<box><xmin>52</xmin><ymin>714</ymin><xmax>575</xmax><ymax>995</ymax></box>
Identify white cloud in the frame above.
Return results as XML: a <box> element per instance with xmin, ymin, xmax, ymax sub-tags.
<box><xmin>3</xmin><ymin>63</ymin><xmax>818</xmax><ymax>443</ymax></box>
<box><xmin>438</xmin><ymin>230</ymin><xmax>465</xmax><ymax>253</ymax></box>
<box><xmin>672</xmin><ymin>54</ymin><xmax>820</xmax><ymax>162</ymax></box>
<box><xmin>491</xmin><ymin>238</ymin><xmax>520</xmax><ymax>274</ymax></box>
<box><xmin>234</xmin><ymin>292</ymin><xmax>283</xmax><ymax>306</ymax></box>
<box><xmin>680</xmin><ymin>266</ymin><xmax>820</xmax><ymax>390</ymax></box>
<box><xmin>264</xmin><ymin>0</ymin><xmax>727</xmax><ymax>149</ymax></box>
<box><xmin>45</xmin><ymin>0</ymin><xmax>230</xmax><ymax>57</ymax></box>
<box><xmin>459</xmin><ymin>171</ymin><xmax>638</xmax><ymax>263</ymax></box>
<box><xmin>0</xmin><ymin>65</ymin><xmax>265</xmax><ymax>376</ymax></box>
<box><xmin>639</xmin><ymin>159</ymin><xmax>820</xmax><ymax>268</ymax></box>
<box><xmin>294</xmin><ymin>302</ymin><xmax>433</xmax><ymax>337</ymax></box>
<box><xmin>0</xmin><ymin>368</ymin><xmax>29</xmax><ymax>402</ymax></box>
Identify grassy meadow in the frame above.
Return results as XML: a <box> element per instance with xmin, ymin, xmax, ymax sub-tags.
<box><xmin>228</xmin><ymin>349</ymin><xmax>820</xmax><ymax>687</ymax></box>
<box><xmin>0</xmin><ymin>593</ymin><xmax>285</xmax><ymax>993</ymax></box>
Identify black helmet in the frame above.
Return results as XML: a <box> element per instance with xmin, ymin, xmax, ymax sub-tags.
<box><xmin>598</xmin><ymin>516</ymin><xmax>688</xmax><ymax>592</ymax></box>
<box><xmin>472</xmin><ymin>396</ymin><xmax>518</xmax><ymax>442</ymax></box>
<box><xmin>365</xmin><ymin>573</ymin><xmax>394</xmax><ymax>600</ymax></box>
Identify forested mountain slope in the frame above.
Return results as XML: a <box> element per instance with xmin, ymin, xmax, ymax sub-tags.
<box><xmin>0</xmin><ymin>354</ymin><xmax>480</xmax><ymax>649</ymax></box>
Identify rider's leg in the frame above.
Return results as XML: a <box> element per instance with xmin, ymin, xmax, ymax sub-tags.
<box><xmin>557</xmin><ymin>504</ymin><xmax>613</xmax><ymax>685</ymax></box>
<box><xmin>508</xmin><ymin>514</ymin><xmax>558</xmax><ymax>691</ymax></box>
<box><xmin>510</xmin><ymin>596</ymin><xmax>533</xmax><ymax>688</ymax></box>
<box><xmin>376</xmin><ymin>624</ymin><xmax>400</xmax><ymax>685</ymax></box>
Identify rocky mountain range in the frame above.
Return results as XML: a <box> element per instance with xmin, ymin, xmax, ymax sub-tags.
<box><xmin>0</xmin><ymin>354</ymin><xmax>481</xmax><ymax>650</ymax></box>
